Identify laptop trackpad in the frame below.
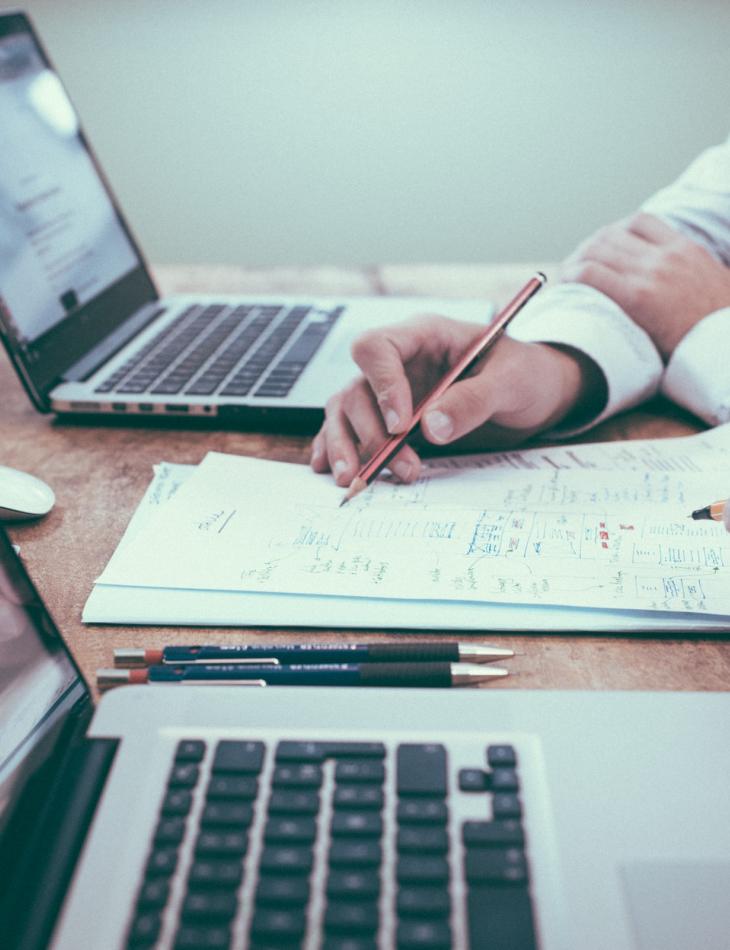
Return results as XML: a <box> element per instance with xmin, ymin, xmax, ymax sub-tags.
<box><xmin>621</xmin><ymin>861</ymin><xmax>730</xmax><ymax>950</ymax></box>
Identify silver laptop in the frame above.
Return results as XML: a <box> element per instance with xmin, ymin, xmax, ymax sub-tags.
<box><xmin>1</xmin><ymin>527</ymin><xmax>729</xmax><ymax>950</ymax></box>
<box><xmin>0</xmin><ymin>12</ymin><xmax>491</xmax><ymax>429</ymax></box>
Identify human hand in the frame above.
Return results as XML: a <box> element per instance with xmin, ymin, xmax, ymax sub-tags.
<box><xmin>725</xmin><ymin>499</ymin><xmax>730</xmax><ymax>532</ymax></box>
<box><xmin>310</xmin><ymin>314</ymin><xmax>604</xmax><ymax>486</ymax></box>
<box><xmin>560</xmin><ymin>213</ymin><xmax>730</xmax><ymax>359</ymax></box>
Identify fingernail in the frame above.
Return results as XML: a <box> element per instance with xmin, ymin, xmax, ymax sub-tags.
<box><xmin>424</xmin><ymin>410</ymin><xmax>453</xmax><ymax>443</ymax></box>
<box><xmin>384</xmin><ymin>408</ymin><xmax>400</xmax><ymax>433</ymax></box>
<box><xmin>391</xmin><ymin>459</ymin><xmax>412</xmax><ymax>481</ymax></box>
<box><xmin>311</xmin><ymin>444</ymin><xmax>323</xmax><ymax>464</ymax></box>
<box><xmin>333</xmin><ymin>460</ymin><xmax>349</xmax><ymax>479</ymax></box>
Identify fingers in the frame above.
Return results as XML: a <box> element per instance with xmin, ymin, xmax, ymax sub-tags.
<box><xmin>559</xmin><ymin>257</ymin><xmax>629</xmax><ymax>305</ymax></box>
<box><xmin>350</xmin><ymin>316</ymin><xmax>479</xmax><ymax>434</ymax></box>
<box><xmin>310</xmin><ymin>378</ymin><xmax>421</xmax><ymax>486</ymax></box>
<box><xmin>724</xmin><ymin>500</ymin><xmax>730</xmax><ymax>533</ymax></box>
<box><xmin>625</xmin><ymin>212</ymin><xmax>677</xmax><ymax>245</ymax></box>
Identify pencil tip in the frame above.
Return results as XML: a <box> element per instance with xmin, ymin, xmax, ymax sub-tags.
<box><xmin>339</xmin><ymin>477</ymin><xmax>367</xmax><ymax>508</ymax></box>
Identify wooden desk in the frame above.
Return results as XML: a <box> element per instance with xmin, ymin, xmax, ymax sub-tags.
<box><xmin>3</xmin><ymin>264</ymin><xmax>729</xmax><ymax>695</ymax></box>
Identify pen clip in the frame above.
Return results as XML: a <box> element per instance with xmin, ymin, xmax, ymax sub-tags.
<box><xmin>169</xmin><ymin>657</ymin><xmax>281</xmax><ymax>667</ymax></box>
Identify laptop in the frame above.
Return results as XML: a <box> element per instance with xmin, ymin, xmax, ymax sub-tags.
<box><xmin>0</xmin><ymin>12</ymin><xmax>492</xmax><ymax>431</ymax></box>
<box><xmin>1</xmin><ymin>526</ymin><xmax>729</xmax><ymax>950</ymax></box>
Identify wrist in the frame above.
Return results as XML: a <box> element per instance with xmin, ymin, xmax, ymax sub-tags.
<box><xmin>540</xmin><ymin>344</ymin><xmax>608</xmax><ymax>430</ymax></box>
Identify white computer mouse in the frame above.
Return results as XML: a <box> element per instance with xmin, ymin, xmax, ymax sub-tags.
<box><xmin>0</xmin><ymin>465</ymin><xmax>55</xmax><ymax>521</ymax></box>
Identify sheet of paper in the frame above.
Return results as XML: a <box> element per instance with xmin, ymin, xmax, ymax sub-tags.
<box><xmin>96</xmin><ymin>432</ymin><xmax>730</xmax><ymax>618</ymax></box>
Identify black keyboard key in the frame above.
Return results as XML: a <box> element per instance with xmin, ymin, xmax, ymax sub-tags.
<box><xmin>459</xmin><ymin>768</ymin><xmax>488</xmax><ymax>792</ymax></box>
<box><xmin>128</xmin><ymin>910</ymin><xmax>162</xmax><ymax>945</ymax></box>
<box><xmin>466</xmin><ymin>886</ymin><xmax>536</xmax><ymax>950</ymax></box>
<box><xmin>146</xmin><ymin>848</ymin><xmax>178</xmax><ymax>877</ymax></box>
<box><xmin>161</xmin><ymin>789</ymin><xmax>193</xmax><ymax>816</ymax></box>
<box><xmin>176</xmin><ymin>740</ymin><xmax>206</xmax><ymax>762</ymax></box>
<box><xmin>397</xmin><ymin>886</ymin><xmax>451</xmax><ymax>918</ymax></box>
<box><xmin>329</xmin><ymin>840</ymin><xmax>381</xmax><ymax>868</ymax></box>
<box><xmin>188</xmin><ymin>859</ymin><xmax>243</xmax><ymax>890</ymax></box>
<box><xmin>250</xmin><ymin>907</ymin><xmax>307</xmax><ymax>941</ymax></box>
<box><xmin>272</xmin><ymin>763</ymin><xmax>323</xmax><ymax>788</ymax></box>
<box><xmin>277</xmin><ymin>741</ymin><xmax>384</xmax><ymax>761</ymax></box>
<box><xmin>465</xmin><ymin>848</ymin><xmax>528</xmax><ymax>885</ymax></box>
<box><xmin>275</xmin><ymin>740</ymin><xmax>329</xmax><ymax>762</ymax></box>
<box><xmin>259</xmin><ymin>845</ymin><xmax>313</xmax><ymax>875</ymax></box>
<box><xmin>136</xmin><ymin>878</ymin><xmax>170</xmax><ymax>909</ymax></box>
<box><xmin>490</xmin><ymin>768</ymin><xmax>519</xmax><ymax>792</ymax></box>
<box><xmin>331</xmin><ymin>812</ymin><xmax>383</xmax><ymax>838</ymax></box>
<box><xmin>397</xmin><ymin>800</ymin><xmax>448</xmax><ymax>825</ymax></box>
<box><xmin>327</xmin><ymin>869</ymin><xmax>380</xmax><ymax>899</ymax></box>
<box><xmin>487</xmin><ymin>745</ymin><xmax>517</xmax><ymax>768</ymax></box>
<box><xmin>492</xmin><ymin>794</ymin><xmax>522</xmax><ymax>820</ymax></box>
<box><xmin>335</xmin><ymin>761</ymin><xmax>385</xmax><ymax>784</ymax></box>
<box><xmin>212</xmin><ymin>740</ymin><xmax>265</xmax><ymax>774</ymax></box>
<box><xmin>264</xmin><ymin>816</ymin><xmax>317</xmax><ymax>843</ymax></box>
<box><xmin>182</xmin><ymin>890</ymin><xmax>238</xmax><ymax>922</ymax></box>
<box><xmin>268</xmin><ymin>790</ymin><xmax>320</xmax><ymax>815</ymax></box>
<box><xmin>325</xmin><ymin>742</ymin><xmax>385</xmax><ymax>759</ymax></box>
<box><xmin>462</xmin><ymin>820</ymin><xmax>525</xmax><ymax>848</ymax></box>
<box><xmin>195</xmin><ymin>830</ymin><xmax>248</xmax><ymax>857</ymax></box>
<box><xmin>334</xmin><ymin>785</ymin><xmax>384</xmax><ymax>810</ymax></box>
<box><xmin>397</xmin><ymin>827</ymin><xmax>448</xmax><ymax>854</ymax></box>
<box><xmin>396</xmin><ymin>745</ymin><xmax>447</xmax><ymax>797</ymax></box>
<box><xmin>200</xmin><ymin>801</ymin><xmax>254</xmax><ymax>827</ymax></box>
<box><xmin>154</xmin><ymin>817</ymin><xmax>186</xmax><ymax>845</ymax></box>
<box><xmin>168</xmin><ymin>763</ymin><xmax>200</xmax><ymax>787</ymax></box>
<box><xmin>324</xmin><ymin>900</ymin><xmax>379</xmax><ymax>934</ymax></box>
<box><xmin>256</xmin><ymin>876</ymin><xmax>310</xmax><ymax>906</ymax></box>
<box><xmin>396</xmin><ymin>919</ymin><xmax>452</xmax><ymax>948</ymax></box>
<box><xmin>397</xmin><ymin>855</ymin><xmax>449</xmax><ymax>884</ymax></box>
<box><xmin>206</xmin><ymin>775</ymin><xmax>258</xmax><ymax>800</ymax></box>
<box><xmin>174</xmin><ymin>924</ymin><xmax>231</xmax><ymax>949</ymax></box>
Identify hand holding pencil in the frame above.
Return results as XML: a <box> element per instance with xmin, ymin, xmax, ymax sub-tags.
<box><xmin>311</xmin><ymin>274</ymin><xmax>606</xmax><ymax>491</ymax></box>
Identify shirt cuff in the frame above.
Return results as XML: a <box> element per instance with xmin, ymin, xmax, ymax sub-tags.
<box><xmin>507</xmin><ymin>282</ymin><xmax>664</xmax><ymax>437</ymax></box>
<box><xmin>661</xmin><ymin>308</ymin><xmax>730</xmax><ymax>425</ymax></box>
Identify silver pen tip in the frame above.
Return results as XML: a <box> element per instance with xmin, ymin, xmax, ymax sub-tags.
<box><xmin>457</xmin><ymin>644</ymin><xmax>515</xmax><ymax>662</ymax></box>
<box><xmin>451</xmin><ymin>663</ymin><xmax>510</xmax><ymax>685</ymax></box>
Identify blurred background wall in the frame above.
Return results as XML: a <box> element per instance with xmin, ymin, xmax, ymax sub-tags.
<box><xmin>13</xmin><ymin>0</ymin><xmax>730</xmax><ymax>266</ymax></box>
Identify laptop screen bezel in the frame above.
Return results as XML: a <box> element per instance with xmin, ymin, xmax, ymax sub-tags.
<box><xmin>0</xmin><ymin>12</ymin><xmax>159</xmax><ymax>411</ymax></box>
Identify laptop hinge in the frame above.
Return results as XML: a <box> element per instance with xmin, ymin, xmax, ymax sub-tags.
<box><xmin>62</xmin><ymin>302</ymin><xmax>165</xmax><ymax>382</ymax></box>
<box><xmin>5</xmin><ymin>733</ymin><xmax>119</xmax><ymax>950</ymax></box>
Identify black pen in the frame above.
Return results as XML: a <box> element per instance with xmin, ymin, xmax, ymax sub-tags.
<box><xmin>113</xmin><ymin>642</ymin><xmax>515</xmax><ymax>667</ymax></box>
<box><xmin>98</xmin><ymin>662</ymin><xmax>509</xmax><ymax>689</ymax></box>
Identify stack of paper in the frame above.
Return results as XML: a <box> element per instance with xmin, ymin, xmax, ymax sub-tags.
<box><xmin>84</xmin><ymin>425</ymin><xmax>730</xmax><ymax>632</ymax></box>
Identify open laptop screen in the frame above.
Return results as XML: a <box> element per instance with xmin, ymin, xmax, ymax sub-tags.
<box><xmin>0</xmin><ymin>530</ymin><xmax>87</xmax><ymax>842</ymax></box>
<box><xmin>0</xmin><ymin>27</ymin><xmax>139</xmax><ymax>346</ymax></box>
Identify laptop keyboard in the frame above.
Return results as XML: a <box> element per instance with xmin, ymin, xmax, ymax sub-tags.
<box><xmin>94</xmin><ymin>303</ymin><xmax>343</xmax><ymax>399</ymax></box>
<box><xmin>125</xmin><ymin>737</ymin><xmax>537</xmax><ymax>949</ymax></box>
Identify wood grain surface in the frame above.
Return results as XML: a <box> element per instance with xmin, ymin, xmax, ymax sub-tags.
<box><xmin>3</xmin><ymin>264</ymin><xmax>728</xmax><ymax>697</ymax></box>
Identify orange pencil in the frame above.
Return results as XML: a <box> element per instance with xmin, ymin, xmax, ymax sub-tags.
<box><xmin>340</xmin><ymin>272</ymin><xmax>547</xmax><ymax>506</ymax></box>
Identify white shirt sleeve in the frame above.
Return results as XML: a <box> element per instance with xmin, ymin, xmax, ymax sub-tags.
<box><xmin>641</xmin><ymin>133</ymin><xmax>730</xmax><ymax>264</ymax></box>
<box><xmin>661</xmin><ymin>308</ymin><xmax>730</xmax><ymax>425</ymax></box>
<box><xmin>507</xmin><ymin>282</ymin><xmax>663</xmax><ymax>436</ymax></box>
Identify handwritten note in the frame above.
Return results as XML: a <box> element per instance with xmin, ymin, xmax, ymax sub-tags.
<box><xmin>97</xmin><ymin>426</ymin><xmax>730</xmax><ymax>619</ymax></box>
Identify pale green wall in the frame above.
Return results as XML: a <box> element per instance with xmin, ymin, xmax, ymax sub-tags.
<box><xmin>11</xmin><ymin>0</ymin><xmax>730</xmax><ymax>266</ymax></box>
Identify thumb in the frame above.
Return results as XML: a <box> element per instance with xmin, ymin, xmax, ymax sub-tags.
<box><xmin>421</xmin><ymin>373</ymin><xmax>503</xmax><ymax>444</ymax></box>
